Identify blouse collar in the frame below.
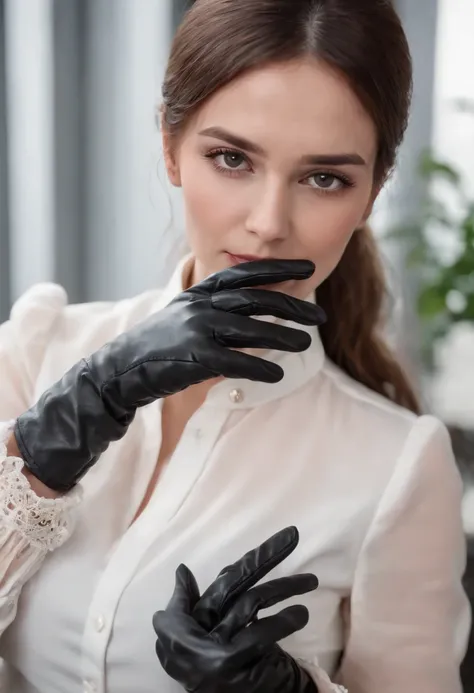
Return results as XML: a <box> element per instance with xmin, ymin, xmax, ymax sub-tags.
<box><xmin>156</xmin><ymin>255</ymin><xmax>325</xmax><ymax>409</ymax></box>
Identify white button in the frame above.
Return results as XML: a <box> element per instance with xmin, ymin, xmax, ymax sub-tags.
<box><xmin>229</xmin><ymin>388</ymin><xmax>244</xmax><ymax>403</ymax></box>
<box><xmin>94</xmin><ymin>615</ymin><xmax>105</xmax><ymax>632</ymax></box>
<box><xmin>83</xmin><ymin>681</ymin><xmax>97</xmax><ymax>693</ymax></box>
<box><xmin>195</xmin><ymin>428</ymin><xmax>203</xmax><ymax>440</ymax></box>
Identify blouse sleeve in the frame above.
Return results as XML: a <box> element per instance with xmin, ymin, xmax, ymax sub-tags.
<box><xmin>335</xmin><ymin>414</ymin><xmax>471</xmax><ymax>693</ymax></box>
<box><xmin>0</xmin><ymin>285</ymin><xmax>82</xmax><ymax>636</ymax></box>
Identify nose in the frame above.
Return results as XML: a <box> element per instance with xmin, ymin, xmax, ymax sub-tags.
<box><xmin>245</xmin><ymin>178</ymin><xmax>291</xmax><ymax>242</ymax></box>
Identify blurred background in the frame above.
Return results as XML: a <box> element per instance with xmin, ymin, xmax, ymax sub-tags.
<box><xmin>0</xmin><ymin>0</ymin><xmax>474</xmax><ymax>686</ymax></box>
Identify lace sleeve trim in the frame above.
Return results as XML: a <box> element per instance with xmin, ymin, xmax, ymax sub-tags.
<box><xmin>0</xmin><ymin>421</ymin><xmax>82</xmax><ymax>551</ymax></box>
<box><xmin>296</xmin><ymin>657</ymin><xmax>348</xmax><ymax>693</ymax></box>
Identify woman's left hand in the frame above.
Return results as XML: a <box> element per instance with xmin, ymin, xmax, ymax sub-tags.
<box><xmin>153</xmin><ymin>526</ymin><xmax>319</xmax><ymax>692</ymax></box>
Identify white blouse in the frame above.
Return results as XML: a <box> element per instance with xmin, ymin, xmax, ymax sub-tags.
<box><xmin>0</xmin><ymin>256</ymin><xmax>470</xmax><ymax>693</ymax></box>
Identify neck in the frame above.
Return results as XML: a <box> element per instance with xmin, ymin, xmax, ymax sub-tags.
<box><xmin>183</xmin><ymin>256</ymin><xmax>198</xmax><ymax>290</ymax></box>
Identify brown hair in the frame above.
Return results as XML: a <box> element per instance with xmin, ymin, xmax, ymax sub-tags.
<box><xmin>162</xmin><ymin>0</ymin><xmax>421</xmax><ymax>414</ymax></box>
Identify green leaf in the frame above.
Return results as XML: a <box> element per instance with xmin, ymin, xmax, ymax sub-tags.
<box><xmin>417</xmin><ymin>286</ymin><xmax>448</xmax><ymax>318</ymax></box>
<box><xmin>406</xmin><ymin>244</ymin><xmax>438</xmax><ymax>267</ymax></box>
<box><xmin>423</xmin><ymin>198</ymin><xmax>454</xmax><ymax>227</ymax></box>
<box><xmin>455</xmin><ymin>293</ymin><xmax>474</xmax><ymax>321</ymax></box>
<box><xmin>387</xmin><ymin>146</ymin><xmax>474</xmax><ymax>369</ymax></box>
<box><xmin>383</xmin><ymin>222</ymin><xmax>423</xmax><ymax>242</ymax></box>
<box><xmin>418</xmin><ymin>150</ymin><xmax>461</xmax><ymax>185</ymax></box>
<box><xmin>462</xmin><ymin>210</ymin><xmax>474</xmax><ymax>245</ymax></box>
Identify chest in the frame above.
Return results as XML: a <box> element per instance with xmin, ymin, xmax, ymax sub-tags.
<box><xmin>132</xmin><ymin>382</ymin><xmax>215</xmax><ymax>524</ymax></box>
<box><xmin>1</xmin><ymin>491</ymin><xmax>348</xmax><ymax>693</ymax></box>
<box><xmin>0</xmin><ymin>394</ymin><xmax>382</xmax><ymax>693</ymax></box>
<box><xmin>157</xmin><ymin>380</ymin><xmax>222</xmax><ymax>460</ymax></box>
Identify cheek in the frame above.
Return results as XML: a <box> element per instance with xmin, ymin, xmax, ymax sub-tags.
<box><xmin>296</xmin><ymin>196</ymin><xmax>368</xmax><ymax>289</ymax></box>
<box><xmin>180</xmin><ymin>159</ymin><xmax>244</xmax><ymax>251</ymax></box>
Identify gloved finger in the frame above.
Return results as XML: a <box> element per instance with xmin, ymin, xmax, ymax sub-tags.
<box><xmin>200</xmin><ymin>259</ymin><xmax>315</xmax><ymax>293</ymax></box>
<box><xmin>214</xmin><ymin>313</ymin><xmax>311</xmax><ymax>352</ymax></box>
<box><xmin>233</xmin><ymin>604</ymin><xmax>310</xmax><ymax>653</ymax></box>
<box><xmin>212</xmin><ymin>573</ymin><xmax>318</xmax><ymax>641</ymax></box>
<box><xmin>203</xmin><ymin>346</ymin><xmax>284</xmax><ymax>383</ymax></box>
<box><xmin>212</xmin><ymin>289</ymin><xmax>326</xmax><ymax>327</ymax></box>
<box><xmin>166</xmin><ymin>564</ymin><xmax>201</xmax><ymax>615</ymax></box>
<box><xmin>154</xmin><ymin>609</ymin><xmax>219</xmax><ymax>676</ymax></box>
<box><xmin>192</xmin><ymin>526</ymin><xmax>299</xmax><ymax>631</ymax></box>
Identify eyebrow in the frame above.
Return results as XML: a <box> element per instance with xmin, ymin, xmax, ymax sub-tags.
<box><xmin>198</xmin><ymin>126</ymin><xmax>367</xmax><ymax>166</ymax></box>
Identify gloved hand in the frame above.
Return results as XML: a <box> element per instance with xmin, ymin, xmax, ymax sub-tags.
<box><xmin>13</xmin><ymin>259</ymin><xmax>325</xmax><ymax>492</ymax></box>
<box><xmin>153</xmin><ymin>526</ymin><xmax>319</xmax><ymax>693</ymax></box>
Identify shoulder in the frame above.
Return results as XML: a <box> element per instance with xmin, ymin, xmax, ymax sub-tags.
<box><xmin>312</xmin><ymin>362</ymin><xmax>462</xmax><ymax>554</ymax></box>
<box><xmin>6</xmin><ymin>282</ymin><xmax>165</xmax><ymax>391</ymax></box>
<box><xmin>311</xmin><ymin>359</ymin><xmax>456</xmax><ymax>491</ymax></box>
<box><xmin>9</xmin><ymin>281</ymin><xmax>164</xmax><ymax>339</ymax></box>
<box><xmin>8</xmin><ymin>282</ymin><xmax>69</xmax><ymax>336</ymax></box>
<box><xmin>321</xmin><ymin>357</ymin><xmax>415</xmax><ymax>420</ymax></box>
<box><xmin>54</xmin><ymin>286</ymin><xmax>165</xmax><ymax>342</ymax></box>
<box><xmin>316</xmin><ymin>358</ymin><xmax>417</xmax><ymax>447</ymax></box>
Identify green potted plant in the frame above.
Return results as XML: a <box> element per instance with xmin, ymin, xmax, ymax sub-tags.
<box><xmin>387</xmin><ymin>148</ymin><xmax>474</xmax><ymax>374</ymax></box>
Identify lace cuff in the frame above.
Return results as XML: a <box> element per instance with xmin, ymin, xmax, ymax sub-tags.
<box><xmin>0</xmin><ymin>421</ymin><xmax>82</xmax><ymax>551</ymax></box>
<box><xmin>297</xmin><ymin>657</ymin><xmax>348</xmax><ymax>693</ymax></box>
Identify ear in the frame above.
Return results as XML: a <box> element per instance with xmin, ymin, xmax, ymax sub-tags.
<box><xmin>160</xmin><ymin>110</ymin><xmax>182</xmax><ymax>187</ymax></box>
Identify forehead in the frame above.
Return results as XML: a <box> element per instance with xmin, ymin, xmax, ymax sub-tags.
<box><xmin>190</xmin><ymin>58</ymin><xmax>377</xmax><ymax>162</ymax></box>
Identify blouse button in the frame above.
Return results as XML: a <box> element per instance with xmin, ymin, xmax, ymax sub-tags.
<box><xmin>94</xmin><ymin>614</ymin><xmax>106</xmax><ymax>632</ymax></box>
<box><xmin>83</xmin><ymin>681</ymin><xmax>97</xmax><ymax>693</ymax></box>
<box><xmin>229</xmin><ymin>388</ymin><xmax>244</xmax><ymax>404</ymax></box>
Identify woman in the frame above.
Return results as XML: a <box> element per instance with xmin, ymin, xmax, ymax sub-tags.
<box><xmin>0</xmin><ymin>0</ymin><xmax>470</xmax><ymax>691</ymax></box>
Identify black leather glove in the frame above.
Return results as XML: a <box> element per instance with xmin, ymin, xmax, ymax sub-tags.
<box><xmin>13</xmin><ymin>260</ymin><xmax>325</xmax><ymax>492</ymax></box>
<box><xmin>153</xmin><ymin>526</ymin><xmax>319</xmax><ymax>693</ymax></box>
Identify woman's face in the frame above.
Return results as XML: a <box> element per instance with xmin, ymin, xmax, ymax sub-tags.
<box><xmin>163</xmin><ymin>57</ymin><xmax>380</xmax><ymax>298</ymax></box>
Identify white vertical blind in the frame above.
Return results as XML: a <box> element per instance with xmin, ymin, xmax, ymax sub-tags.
<box><xmin>4</xmin><ymin>0</ymin><xmax>56</xmax><ymax>298</ymax></box>
<box><xmin>82</xmin><ymin>0</ymin><xmax>182</xmax><ymax>301</ymax></box>
<box><xmin>0</xmin><ymin>0</ymin><xmax>180</xmax><ymax>319</ymax></box>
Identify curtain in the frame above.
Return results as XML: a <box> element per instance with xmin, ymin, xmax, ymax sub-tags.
<box><xmin>0</xmin><ymin>0</ymin><xmax>186</xmax><ymax>322</ymax></box>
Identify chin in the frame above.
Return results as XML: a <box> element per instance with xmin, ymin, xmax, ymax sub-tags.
<box><xmin>188</xmin><ymin>255</ymin><xmax>225</xmax><ymax>285</ymax></box>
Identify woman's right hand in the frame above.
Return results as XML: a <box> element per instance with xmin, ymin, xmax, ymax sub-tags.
<box><xmin>13</xmin><ymin>259</ymin><xmax>325</xmax><ymax>493</ymax></box>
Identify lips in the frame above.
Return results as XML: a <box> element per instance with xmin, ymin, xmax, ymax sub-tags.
<box><xmin>226</xmin><ymin>252</ymin><xmax>274</xmax><ymax>265</ymax></box>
